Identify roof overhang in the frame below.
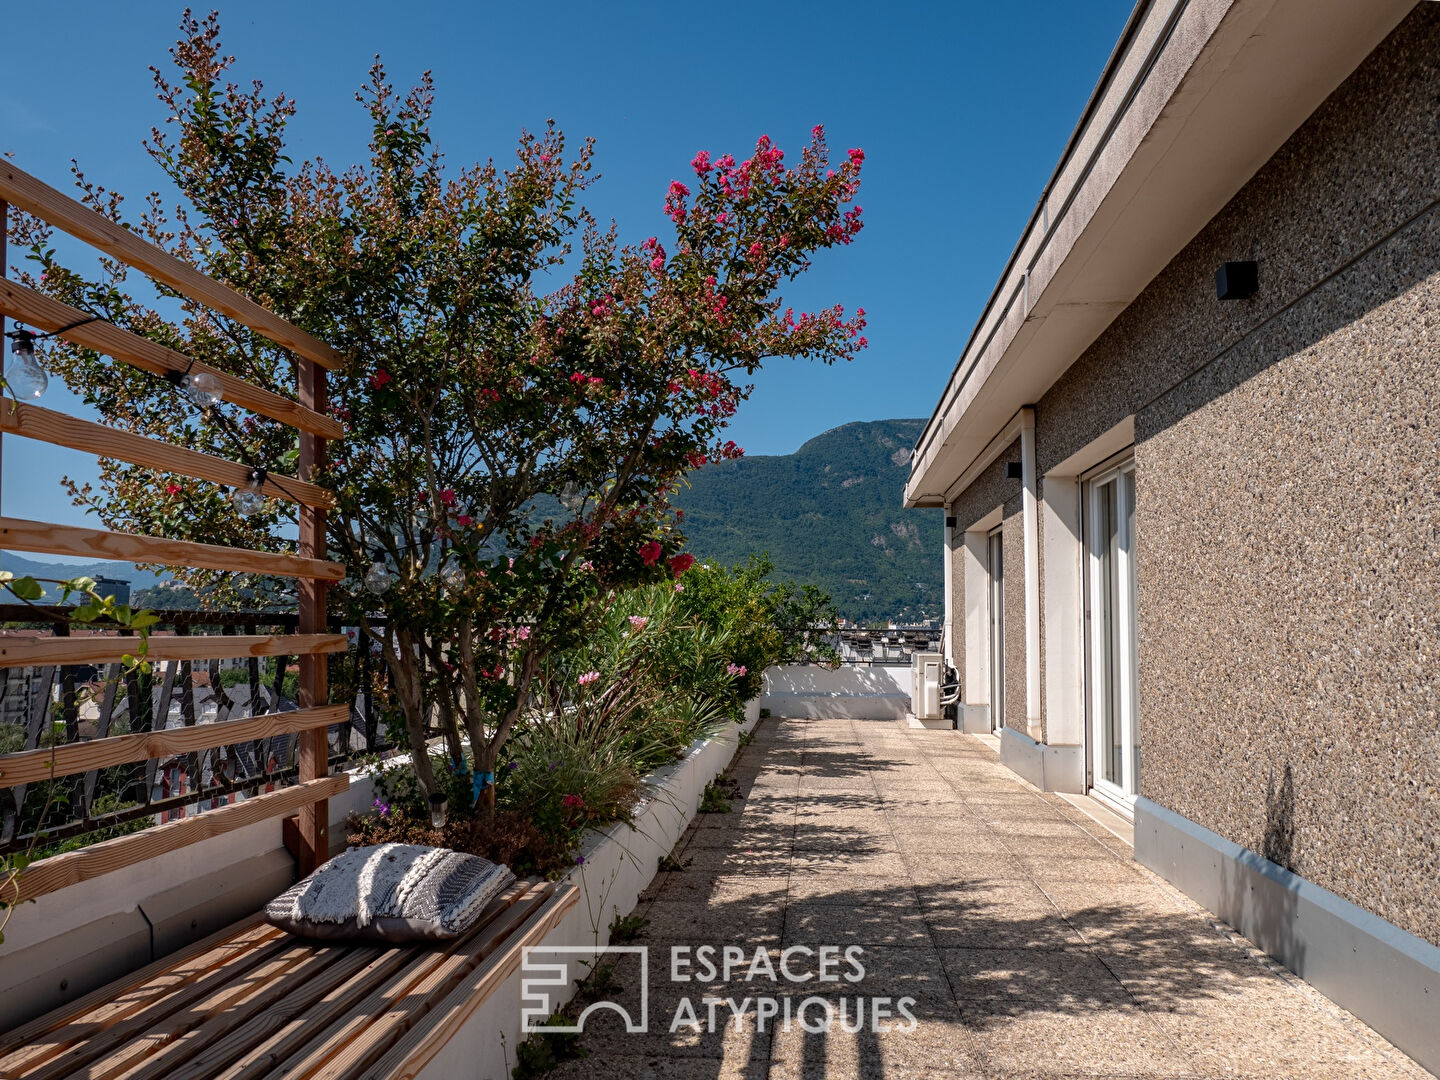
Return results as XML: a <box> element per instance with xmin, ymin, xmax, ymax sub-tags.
<box><xmin>905</xmin><ymin>0</ymin><xmax>1417</xmax><ymax>508</ymax></box>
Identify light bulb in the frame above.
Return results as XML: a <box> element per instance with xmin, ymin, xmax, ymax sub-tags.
<box><xmin>559</xmin><ymin>481</ymin><xmax>583</xmax><ymax>512</ymax></box>
<box><xmin>183</xmin><ymin>370</ymin><xmax>223</xmax><ymax>408</ymax></box>
<box><xmin>364</xmin><ymin>556</ymin><xmax>395</xmax><ymax>594</ymax></box>
<box><xmin>441</xmin><ymin>556</ymin><xmax>466</xmax><ymax>590</ymax></box>
<box><xmin>428</xmin><ymin>792</ymin><xmax>448</xmax><ymax>829</ymax></box>
<box><xmin>6</xmin><ymin>331</ymin><xmax>48</xmax><ymax>400</ymax></box>
<box><xmin>230</xmin><ymin>468</ymin><xmax>267</xmax><ymax>517</ymax></box>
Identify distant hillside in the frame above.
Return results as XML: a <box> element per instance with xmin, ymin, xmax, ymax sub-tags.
<box><xmin>674</xmin><ymin>419</ymin><xmax>942</xmax><ymax>622</ymax></box>
<box><xmin>0</xmin><ymin>552</ymin><xmax>172</xmax><ymax>603</ymax></box>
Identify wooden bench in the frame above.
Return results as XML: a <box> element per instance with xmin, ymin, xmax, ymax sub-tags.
<box><xmin>0</xmin><ymin>879</ymin><xmax>576</xmax><ymax>1080</ymax></box>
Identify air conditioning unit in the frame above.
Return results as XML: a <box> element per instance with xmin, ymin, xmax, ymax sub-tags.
<box><xmin>910</xmin><ymin>652</ymin><xmax>943</xmax><ymax>720</ymax></box>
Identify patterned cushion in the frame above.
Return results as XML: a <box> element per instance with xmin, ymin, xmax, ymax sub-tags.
<box><xmin>264</xmin><ymin>843</ymin><xmax>516</xmax><ymax>943</ymax></box>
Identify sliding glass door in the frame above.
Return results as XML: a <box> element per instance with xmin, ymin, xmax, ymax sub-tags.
<box><xmin>1085</xmin><ymin>462</ymin><xmax>1138</xmax><ymax>804</ymax></box>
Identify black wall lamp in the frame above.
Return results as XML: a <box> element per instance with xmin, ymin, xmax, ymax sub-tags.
<box><xmin>1216</xmin><ymin>260</ymin><xmax>1258</xmax><ymax>300</ymax></box>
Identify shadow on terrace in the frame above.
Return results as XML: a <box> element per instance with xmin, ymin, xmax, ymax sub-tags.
<box><xmin>546</xmin><ymin>716</ymin><xmax>1409</xmax><ymax>1080</ymax></box>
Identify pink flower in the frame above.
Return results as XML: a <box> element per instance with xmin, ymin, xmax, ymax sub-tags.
<box><xmin>715</xmin><ymin>212</ymin><xmax>728</xmax><ymax>225</ymax></box>
<box><xmin>651</xmin><ymin>256</ymin><xmax>664</xmax><ymax>272</ymax></box>
<box><xmin>570</xmin><ymin>372</ymin><xmax>588</xmax><ymax>384</ymax></box>
<box><xmin>165</xmin><ymin>482</ymin><xmax>181</xmax><ymax>496</ymax></box>
<box><xmin>639</xmin><ymin>541</ymin><xmax>663</xmax><ymax>566</ymax></box>
<box><xmin>457</xmin><ymin>514</ymin><xmax>473</xmax><ymax>527</ymax></box>
<box><xmin>691</xmin><ymin>150</ymin><xmax>712</xmax><ymax>176</ymax></box>
<box><xmin>578</xmin><ymin>670</ymin><xmax>600</xmax><ymax>686</ymax></box>
<box><xmin>439</xmin><ymin>488</ymin><xmax>456</xmax><ymax>506</ymax></box>
<box><xmin>539</xmin><ymin>153</ymin><xmax>551</xmax><ymax>163</ymax></box>
<box><xmin>668</xmin><ymin>179</ymin><xmax>691</xmax><ymax>199</ymax></box>
<box><xmin>370</xmin><ymin>369</ymin><xmax>392</xmax><ymax>389</ymax></box>
<box><xmin>628</xmin><ymin>615</ymin><xmax>648</xmax><ymax>632</ymax></box>
<box><xmin>674</xmin><ymin>583</ymin><xmax>684</xmax><ymax>593</ymax></box>
<box><xmin>726</xmin><ymin>663</ymin><xmax>747</xmax><ymax>677</ymax></box>
<box><xmin>561</xmin><ymin>794</ymin><xmax>585</xmax><ymax>810</ymax></box>
<box><xmin>811</xmin><ymin>124</ymin><xmax>824</xmax><ymax>139</ymax></box>
<box><xmin>778</xmin><ymin>234</ymin><xmax>790</xmax><ymax>248</ymax></box>
<box><xmin>668</xmin><ymin>553</ymin><xmax>696</xmax><ymax>578</ymax></box>
<box><xmin>848</xmin><ymin>147</ymin><xmax>865</xmax><ymax>166</ymax></box>
<box><xmin>747</xmin><ymin>242</ymin><xmax>763</xmax><ymax>262</ymax></box>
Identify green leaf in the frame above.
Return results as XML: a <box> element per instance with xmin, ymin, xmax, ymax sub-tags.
<box><xmin>9</xmin><ymin>577</ymin><xmax>44</xmax><ymax>602</ymax></box>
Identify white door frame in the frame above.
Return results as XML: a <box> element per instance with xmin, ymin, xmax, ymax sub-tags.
<box><xmin>987</xmin><ymin>526</ymin><xmax>1005</xmax><ymax>733</ymax></box>
<box><xmin>1083</xmin><ymin>455</ymin><xmax>1138</xmax><ymax>811</ymax></box>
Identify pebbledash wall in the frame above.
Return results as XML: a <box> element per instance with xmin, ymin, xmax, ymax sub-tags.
<box><xmin>922</xmin><ymin>2</ymin><xmax>1439</xmax><ymax>1071</ymax></box>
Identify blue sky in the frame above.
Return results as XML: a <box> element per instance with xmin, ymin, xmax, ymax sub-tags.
<box><xmin>3</xmin><ymin>0</ymin><xmax>1133</xmax><ymax>533</ymax></box>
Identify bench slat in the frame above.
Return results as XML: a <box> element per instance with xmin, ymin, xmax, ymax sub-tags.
<box><xmin>8</xmin><ymin>925</ymin><xmax>288</xmax><ymax>1080</ymax></box>
<box><xmin>75</xmin><ymin>942</ymin><xmax>325</xmax><ymax>1080</ymax></box>
<box><xmin>305</xmin><ymin>884</ymin><xmax>557</xmax><ymax>1080</ymax></box>
<box><xmin>370</xmin><ymin>881</ymin><xmax>580</xmax><ymax>1080</ymax></box>
<box><xmin>0</xmin><ymin>878</ymin><xmax>563</xmax><ymax>1080</ymax></box>
<box><xmin>110</xmin><ymin>944</ymin><xmax>358</xmax><ymax>1080</ymax></box>
<box><xmin>0</xmin><ymin>917</ymin><xmax>273</xmax><ymax>1068</ymax></box>
<box><xmin>161</xmin><ymin>945</ymin><xmax>386</xmax><ymax>1080</ymax></box>
<box><xmin>253</xmin><ymin>883</ymin><xmax>549</xmax><ymax>1080</ymax></box>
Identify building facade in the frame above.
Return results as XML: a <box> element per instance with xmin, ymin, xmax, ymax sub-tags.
<box><xmin>906</xmin><ymin>0</ymin><xmax>1439</xmax><ymax>1070</ymax></box>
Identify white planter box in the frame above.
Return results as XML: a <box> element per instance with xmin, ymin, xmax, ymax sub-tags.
<box><xmin>414</xmin><ymin>711</ymin><xmax>759</xmax><ymax>1080</ymax></box>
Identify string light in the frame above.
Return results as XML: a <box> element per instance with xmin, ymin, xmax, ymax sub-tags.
<box><xmin>163</xmin><ymin>360</ymin><xmax>225</xmax><ymax>408</ymax></box>
<box><xmin>230</xmin><ymin>467</ymin><xmax>268</xmax><ymax>516</ymax></box>
<box><xmin>2</xmin><ymin>317</ymin><xmax>100</xmax><ymax>401</ymax></box>
<box><xmin>441</xmin><ymin>555</ymin><xmax>466</xmax><ymax>590</ymax></box>
<box><xmin>364</xmin><ymin>549</ymin><xmax>396</xmax><ymax>594</ymax></box>
<box><xmin>4</xmin><ymin>329</ymin><xmax>48</xmax><ymax>399</ymax></box>
<box><xmin>428</xmin><ymin>792</ymin><xmax>448</xmax><ymax>829</ymax></box>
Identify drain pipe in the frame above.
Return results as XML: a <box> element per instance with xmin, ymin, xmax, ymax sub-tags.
<box><xmin>1019</xmin><ymin>407</ymin><xmax>1041</xmax><ymax>732</ymax></box>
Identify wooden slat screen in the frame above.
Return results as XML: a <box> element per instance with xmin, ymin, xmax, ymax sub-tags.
<box><xmin>0</xmin><ymin>161</ymin><xmax>344</xmax><ymax>886</ymax></box>
<box><xmin>0</xmin><ymin>161</ymin><xmax>341</xmax><ymax>370</ymax></box>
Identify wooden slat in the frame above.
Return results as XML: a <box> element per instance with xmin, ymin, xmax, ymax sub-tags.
<box><xmin>16</xmin><ymin>934</ymin><xmax>297</xmax><ymax>1080</ymax></box>
<box><xmin>5</xmin><ymin>774</ymin><xmax>348</xmax><ymax>903</ymax></box>
<box><xmin>80</xmin><ymin>942</ymin><xmax>335</xmax><ymax>1080</ymax></box>
<box><xmin>0</xmin><ymin>632</ymin><xmax>347</xmax><ymax>669</ymax></box>
<box><xmin>0</xmin><ymin>279</ymin><xmax>344</xmax><ymax>439</ymax></box>
<box><xmin>210</xmin><ymin>945</ymin><xmax>432</xmax><ymax>1080</ymax></box>
<box><xmin>116</xmin><ymin>945</ymin><xmax>369</xmax><ymax>1080</ymax></box>
<box><xmin>153</xmin><ymin>945</ymin><xmax>387</xmax><ymax>1080</ymax></box>
<box><xmin>270</xmin><ymin>884</ymin><xmax>553</xmax><ymax>1080</ymax></box>
<box><xmin>0</xmin><ymin>916</ymin><xmax>276</xmax><ymax>1072</ymax></box>
<box><xmin>0</xmin><ymin>162</ymin><xmax>341</xmax><ymax>370</ymax></box>
<box><xmin>0</xmin><ymin>401</ymin><xmax>334</xmax><ymax>509</ymax></box>
<box><xmin>0</xmin><ymin>516</ymin><xmax>344</xmax><ymax>582</ymax></box>
<box><xmin>0</xmin><ymin>704</ymin><xmax>347</xmax><ymax>788</ymax></box>
<box><xmin>207</xmin><ymin>883</ymin><xmax>532</xmax><ymax>1080</ymax></box>
<box><xmin>374</xmin><ymin>883</ymin><xmax>580</xmax><ymax>1080</ymax></box>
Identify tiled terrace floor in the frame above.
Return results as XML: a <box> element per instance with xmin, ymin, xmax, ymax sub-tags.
<box><xmin>555</xmin><ymin>715</ymin><xmax>1434</xmax><ymax>1080</ymax></box>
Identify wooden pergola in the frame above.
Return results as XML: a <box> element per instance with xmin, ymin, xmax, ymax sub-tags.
<box><xmin>0</xmin><ymin>161</ymin><xmax>348</xmax><ymax>896</ymax></box>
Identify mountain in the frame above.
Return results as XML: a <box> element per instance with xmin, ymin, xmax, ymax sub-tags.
<box><xmin>674</xmin><ymin>419</ymin><xmax>943</xmax><ymax>623</ymax></box>
<box><xmin>0</xmin><ymin>552</ymin><xmax>173</xmax><ymax>604</ymax></box>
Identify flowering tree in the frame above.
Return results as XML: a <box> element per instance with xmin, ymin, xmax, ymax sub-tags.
<box><xmin>8</xmin><ymin>12</ymin><xmax>867</xmax><ymax>810</ymax></box>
